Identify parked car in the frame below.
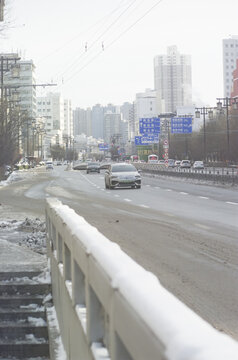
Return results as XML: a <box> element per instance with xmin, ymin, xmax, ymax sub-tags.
<box><xmin>86</xmin><ymin>162</ymin><xmax>100</xmax><ymax>174</ymax></box>
<box><xmin>180</xmin><ymin>160</ymin><xmax>191</xmax><ymax>168</ymax></box>
<box><xmin>46</xmin><ymin>161</ymin><xmax>53</xmax><ymax>170</ymax></box>
<box><xmin>105</xmin><ymin>163</ymin><xmax>141</xmax><ymax>189</ymax></box>
<box><xmin>193</xmin><ymin>161</ymin><xmax>204</xmax><ymax>169</ymax></box>
<box><xmin>57</xmin><ymin>161</ymin><xmax>62</xmax><ymax>166</ymax></box>
<box><xmin>168</xmin><ymin>159</ymin><xmax>175</xmax><ymax>167</ymax></box>
<box><xmin>175</xmin><ymin>160</ymin><xmax>181</xmax><ymax>167</ymax></box>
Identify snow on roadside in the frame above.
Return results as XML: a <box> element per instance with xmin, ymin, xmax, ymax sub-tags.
<box><xmin>0</xmin><ymin>217</ymin><xmax>47</xmax><ymax>254</ymax></box>
<box><xmin>0</xmin><ymin>169</ymin><xmax>38</xmax><ymax>187</ymax></box>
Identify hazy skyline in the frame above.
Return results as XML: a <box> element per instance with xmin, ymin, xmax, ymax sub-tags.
<box><xmin>1</xmin><ymin>0</ymin><xmax>238</xmax><ymax>108</ymax></box>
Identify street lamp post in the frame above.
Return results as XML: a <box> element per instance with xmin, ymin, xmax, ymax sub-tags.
<box><xmin>216</xmin><ymin>97</ymin><xmax>238</xmax><ymax>161</ymax></box>
<box><xmin>195</xmin><ymin>107</ymin><xmax>214</xmax><ymax>161</ymax></box>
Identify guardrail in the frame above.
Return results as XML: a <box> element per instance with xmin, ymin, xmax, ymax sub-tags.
<box><xmin>134</xmin><ymin>164</ymin><xmax>238</xmax><ymax>185</ymax></box>
<box><xmin>46</xmin><ymin>198</ymin><xmax>238</xmax><ymax>360</ymax></box>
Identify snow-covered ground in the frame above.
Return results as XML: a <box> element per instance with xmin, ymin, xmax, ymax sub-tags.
<box><xmin>0</xmin><ymin>169</ymin><xmax>37</xmax><ymax>187</ymax></box>
<box><xmin>0</xmin><ymin>218</ymin><xmax>47</xmax><ymax>254</ymax></box>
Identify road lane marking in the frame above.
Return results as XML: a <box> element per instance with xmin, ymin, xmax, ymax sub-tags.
<box><xmin>114</xmin><ymin>194</ymin><xmax>120</xmax><ymax>197</ymax></box>
<box><xmin>226</xmin><ymin>201</ymin><xmax>238</xmax><ymax>205</ymax></box>
<box><xmin>146</xmin><ymin>185</ymin><xmax>151</xmax><ymax>187</ymax></box>
<box><xmin>124</xmin><ymin>198</ymin><xmax>132</xmax><ymax>202</ymax></box>
<box><xmin>199</xmin><ymin>196</ymin><xmax>209</xmax><ymax>199</ymax></box>
<box><xmin>155</xmin><ymin>186</ymin><xmax>160</xmax><ymax>189</ymax></box>
<box><xmin>194</xmin><ymin>223</ymin><xmax>210</xmax><ymax>230</ymax></box>
<box><xmin>180</xmin><ymin>192</ymin><xmax>188</xmax><ymax>195</ymax></box>
<box><xmin>140</xmin><ymin>204</ymin><xmax>149</xmax><ymax>208</ymax></box>
<box><xmin>165</xmin><ymin>189</ymin><xmax>172</xmax><ymax>192</ymax></box>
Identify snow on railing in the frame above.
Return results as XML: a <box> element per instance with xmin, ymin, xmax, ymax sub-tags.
<box><xmin>46</xmin><ymin>198</ymin><xmax>238</xmax><ymax>360</ymax></box>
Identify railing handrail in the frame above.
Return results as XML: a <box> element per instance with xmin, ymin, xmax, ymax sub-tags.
<box><xmin>46</xmin><ymin>198</ymin><xmax>238</xmax><ymax>360</ymax></box>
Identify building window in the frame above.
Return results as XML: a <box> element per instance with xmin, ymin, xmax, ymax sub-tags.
<box><xmin>230</xmin><ymin>44</ymin><xmax>234</xmax><ymax>47</ymax></box>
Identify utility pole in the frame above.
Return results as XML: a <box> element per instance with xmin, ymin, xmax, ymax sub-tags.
<box><xmin>216</xmin><ymin>97</ymin><xmax>238</xmax><ymax>162</ymax></box>
<box><xmin>195</xmin><ymin>107</ymin><xmax>214</xmax><ymax>161</ymax></box>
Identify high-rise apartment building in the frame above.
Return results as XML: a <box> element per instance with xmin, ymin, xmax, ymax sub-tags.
<box><xmin>64</xmin><ymin>99</ymin><xmax>73</xmax><ymax>139</ymax></box>
<box><xmin>134</xmin><ymin>89</ymin><xmax>164</xmax><ymax>136</ymax></box>
<box><xmin>73</xmin><ymin>107</ymin><xmax>91</xmax><ymax>137</ymax></box>
<box><xmin>91</xmin><ymin>104</ymin><xmax>104</xmax><ymax>139</ymax></box>
<box><xmin>103</xmin><ymin>112</ymin><xmax>121</xmax><ymax>144</ymax></box>
<box><xmin>223</xmin><ymin>36</ymin><xmax>238</xmax><ymax>97</ymax></box>
<box><xmin>3</xmin><ymin>57</ymin><xmax>37</xmax><ymax>118</ymax></box>
<box><xmin>154</xmin><ymin>45</ymin><xmax>192</xmax><ymax>113</ymax></box>
<box><xmin>37</xmin><ymin>92</ymin><xmax>65</xmax><ymax>133</ymax></box>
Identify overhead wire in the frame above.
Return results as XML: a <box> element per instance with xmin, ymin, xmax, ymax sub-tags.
<box><xmin>63</xmin><ymin>0</ymin><xmax>164</xmax><ymax>85</ymax></box>
<box><xmin>53</xmin><ymin>0</ymin><xmax>139</xmax><ymax>82</ymax></box>
<box><xmin>37</xmin><ymin>0</ymin><xmax>128</xmax><ymax>65</ymax></box>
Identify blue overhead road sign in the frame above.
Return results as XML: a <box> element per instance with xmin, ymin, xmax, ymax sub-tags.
<box><xmin>139</xmin><ymin>117</ymin><xmax>160</xmax><ymax>134</ymax></box>
<box><xmin>135</xmin><ymin>135</ymin><xmax>159</xmax><ymax>146</ymax></box>
<box><xmin>171</xmin><ymin>117</ymin><xmax>192</xmax><ymax>134</ymax></box>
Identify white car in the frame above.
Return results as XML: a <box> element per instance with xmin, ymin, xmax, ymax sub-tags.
<box><xmin>46</xmin><ymin>161</ymin><xmax>54</xmax><ymax>170</ymax></box>
<box><xmin>180</xmin><ymin>160</ymin><xmax>191</xmax><ymax>168</ymax></box>
<box><xmin>193</xmin><ymin>161</ymin><xmax>204</xmax><ymax>169</ymax></box>
<box><xmin>105</xmin><ymin>163</ymin><xmax>141</xmax><ymax>189</ymax></box>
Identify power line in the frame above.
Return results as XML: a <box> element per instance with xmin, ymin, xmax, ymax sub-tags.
<box><xmin>53</xmin><ymin>0</ymin><xmax>138</xmax><ymax>81</ymax></box>
<box><xmin>63</xmin><ymin>0</ymin><xmax>164</xmax><ymax>85</ymax></box>
<box><xmin>37</xmin><ymin>0</ymin><xmax>128</xmax><ymax>65</ymax></box>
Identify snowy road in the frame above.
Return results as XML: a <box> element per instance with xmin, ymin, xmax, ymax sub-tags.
<box><xmin>0</xmin><ymin>166</ymin><xmax>238</xmax><ymax>340</ymax></box>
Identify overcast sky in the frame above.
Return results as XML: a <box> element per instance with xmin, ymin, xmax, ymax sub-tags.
<box><xmin>1</xmin><ymin>0</ymin><xmax>238</xmax><ymax>108</ymax></box>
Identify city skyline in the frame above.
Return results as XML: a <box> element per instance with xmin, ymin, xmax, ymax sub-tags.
<box><xmin>1</xmin><ymin>0</ymin><xmax>238</xmax><ymax>108</ymax></box>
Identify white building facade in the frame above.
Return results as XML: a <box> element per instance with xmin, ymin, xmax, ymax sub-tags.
<box><xmin>223</xmin><ymin>36</ymin><xmax>238</xmax><ymax>97</ymax></box>
<box><xmin>3</xmin><ymin>57</ymin><xmax>37</xmax><ymax>118</ymax></box>
<box><xmin>134</xmin><ymin>89</ymin><xmax>164</xmax><ymax>136</ymax></box>
<box><xmin>154</xmin><ymin>45</ymin><xmax>192</xmax><ymax>113</ymax></box>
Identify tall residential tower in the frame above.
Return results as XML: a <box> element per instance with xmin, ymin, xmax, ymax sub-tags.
<box><xmin>154</xmin><ymin>45</ymin><xmax>192</xmax><ymax>113</ymax></box>
<box><xmin>223</xmin><ymin>36</ymin><xmax>238</xmax><ymax>97</ymax></box>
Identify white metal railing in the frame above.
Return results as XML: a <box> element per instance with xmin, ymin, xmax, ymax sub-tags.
<box><xmin>46</xmin><ymin>198</ymin><xmax>238</xmax><ymax>360</ymax></box>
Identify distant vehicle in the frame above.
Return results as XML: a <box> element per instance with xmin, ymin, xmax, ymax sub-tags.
<box><xmin>130</xmin><ymin>155</ymin><xmax>140</xmax><ymax>162</ymax></box>
<box><xmin>168</xmin><ymin>159</ymin><xmax>175</xmax><ymax>167</ymax></box>
<box><xmin>148</xmin><ymin>154</ymin><xmax>158</xmax><ymax>163</ymax></box>
<box><xmin>193</xmin><ymin>161</ymin><xmax>204</xmax><ymax>169</ymax></box>
<box><xmin>86</xmin><ymin>162</ymin><xmax>100</xmax><ymax>174</ymax></box>
<box><xmin>73</xmin><ymin>162</ymin><xmax>88</xmax><ymax>170</ymax></box>
<box><xmin>180</xmin><ymin>160</ymin><xmax>191</xmax><ymax>168</ymax></box>
<box><xmin>105</xmin><ymin>163</ymin><xmax>141</xmax><ymax>189</ymax></box>
<box><xmin>100</xmin><ymin>162</ymin><xmax>111</xmax><ymax>170</ymax></box>
<box><xmin>46</xmin><ymin>161</ymin><xmax>53</xmax><ymax>170</ymax></box>
<box><xmin>57</xmin><ymin>161</ymin><xmax>62</xmax><ymax>166</ymax></box>
<box><xmin>175</xmin><ymin>160</ymin><xmax>181</xmax><ymax>167</ymax></box>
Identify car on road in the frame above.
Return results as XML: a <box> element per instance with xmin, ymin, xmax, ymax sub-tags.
<box><xmin>105</xmin><ymin>163</ymin><xmax>141</xmax><ymax>189</ymax></box>
<box><xmin>100</xmin><ymin>161</ymin><xmax>111</xmax><ymax>170</ymax></box>
<box><xmin>168</xmin><ymin>159</ymin><xmax>175</xmax><ymax>168</ymax></box>
<box><xmin>180</xmin><ymin>160</ymin><xmax>191</xmax><ymax>168</ymax></box>
<box><xmin>175</xmin><ymin>160</ymin><xmax>181</xmax><ymax>167</ymax></box>
<box><xmin>73</xmin><ymin>162</ymin><xmax>88</xmax><ymax>170</ymax></box>
<box><xmin>86</xmin><ymin>162</ymin><xmax>100</xmax><ymax>174</ymax></box>
<box><xmin>193</xmin><ymin>161</ymin><xmax>204</xmax><ymax>169</ymax></box>
<box><xmin>46</xmin><ymin>161</ymin><xmax>53</xmax><ymax>170</ymax></box>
